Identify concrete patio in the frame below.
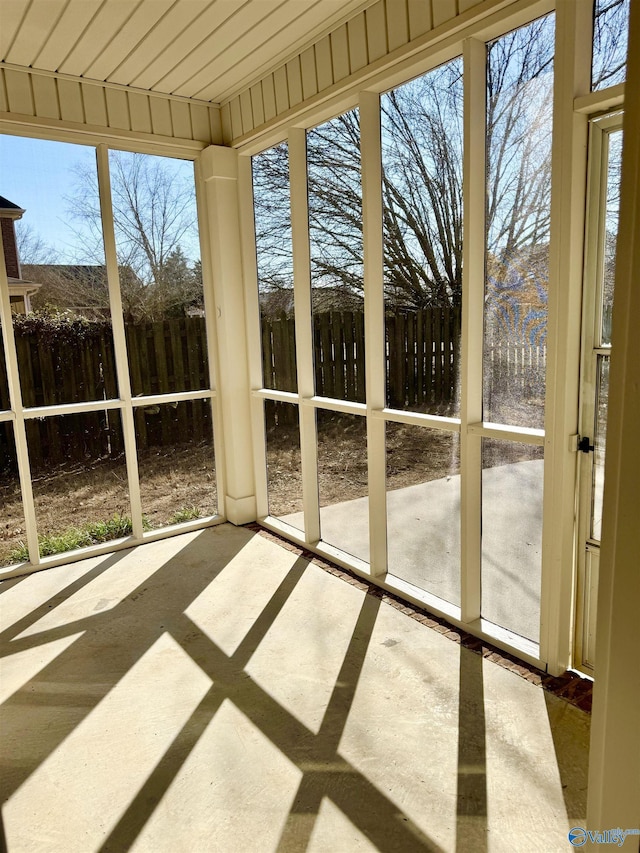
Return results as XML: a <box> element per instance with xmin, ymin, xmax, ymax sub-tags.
<box><xmin>1</xmin><ymin>523</ymin><xmax>588</xmax><ymax>852</ymax></box>
<box><xmin>284</xmin><ymin>460</ymin><xmax>544</xmax><ymax>644</ymax></box>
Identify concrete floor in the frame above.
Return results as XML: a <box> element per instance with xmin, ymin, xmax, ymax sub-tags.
<box><xmin>0</xmin><ymin>523</ymin><xmax>589</xmax><ymax>852</ymax></box>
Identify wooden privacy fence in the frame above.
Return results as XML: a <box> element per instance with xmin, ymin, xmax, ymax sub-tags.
<box><xmin>0</xmin><ymin>317</ymin><xmax>210</xmax><ymax>473</ymax></box>
<box><xmin>385</xmin><ymin>307</ymin><xmax>461</xmax><ymax>410</ymax></box>
<box><xmin>484</xmin><ymin>342</ymin><xmax>548</xmax><ymax>400</ymax></box>
<box><xmin>261</xmin><ymin>308</ymin><xmax>463</xmax><ymax>425</ymax></box>
<box><xmin>0</xmin><ymin>310</ymin><xmax>547</xmax><ymax>471</ymax></box>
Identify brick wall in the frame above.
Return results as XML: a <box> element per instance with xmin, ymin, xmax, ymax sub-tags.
<box><xmin>1</xmin><ymin>218</ymin><xmax>20</xmax><ymax>278</ymax></box>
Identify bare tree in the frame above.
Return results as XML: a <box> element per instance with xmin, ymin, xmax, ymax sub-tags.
<box><xmin>65</xmin><ymin>151</ymin><xmax>201</xmax><ymax>320</ymax></box>
<box><xmin>307</xmin><ymin>110</ymin><xmax>364</xmax><ymax>295</ymax></box>
<box><xmin>15</xmin><ymin>222</ymin><xmax>59</xmax><ymax>266</ymax></box>
<box><xmin>252</xmin><ymin>141</ymin><xmax>293</xmax><ymax>299</ymax></box>
<box><xmin>252</xmin><ymin>14</ymin><xmax>555</xmax><ymax>314</ymax></box>
<box><xmin>23</xmin><ymin>264</ymin><xmax>109</xmax><ymax>316</ymax></box>
<box><xmin>381</xmin><ymin>60</ymin><xmax>463</xmax><ymax>308</ymax></box>
<box><xmin>592</xmin><ymin>0</ymin><xmax>629</xmax><ymax>90</ymax></box>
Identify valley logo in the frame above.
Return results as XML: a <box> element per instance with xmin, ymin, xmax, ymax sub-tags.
<box><xmin>568</xmin><ymin>826</ymin><xmax>640</xmax><ymax>847</ymax></box>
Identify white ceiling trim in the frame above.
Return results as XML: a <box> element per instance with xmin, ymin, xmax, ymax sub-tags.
<box><xmin>0</xmin><ymin>61</ymin><xmax>220</xmax><ymax>108</ymax></box>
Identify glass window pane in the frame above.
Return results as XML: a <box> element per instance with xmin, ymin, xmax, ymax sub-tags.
<box><xmin>482</xmin><ymin>438</ymin><xmax>544</xmax><ymax>644</ymax></box>
<box><xmin>308</xmin><ymin>111</ymin><xmax>365</xmax><ymax>402</ymax></box>
<box><xmin>601</xmin><ymin>130</ymin><xmax>622</xmax><ymax>346</ymax></box>
<box><xmin>591</xmin><ymin>355</ymin><xmax>609</xmax><ymax>541</ymax></box>
<box><xmin>108</xmin><ymin>151</ymin><xmax>209</xmax><ymax>396</ymax></box>
<box><xmin>135</xmin><ymin>398</ymin><xmax>217</xmax><ymax>528</ymax></box>
<box><xmin>253</xmin><ymin>143</ymin><xmax>297</xmax><ymax>392</ymax></box>
<box><xmin>592</xmin><ymin>0</ymin><xmax>630</xmax><ymax>92</ymax></box>
<box><xmin>1</xmin><ymin>422</ymin><xmax>28</xmax><ymax>566</ymax></box>
<box><xmin>381</xmin><ymin>59</ymin><xmax>463</xmax><ymax>416</ymax></box>
<box><xmin>0</xmin><ymin>135</ymin><xmax>118</xmax><ymax>405</ymax></box>
<box><xmin>264</xmin><ymin>401</ymin><xmax>303</xmax><ymax>532</ymax></box>
<box><xmin>317</xmin><ymin>411</ymin><xmax>368</xmax><ymax>562</ymax></box>
<box><xmin>386</xmin><ymin>423</ymin><xmax>460</xmax><ymax>606</ymax></box>
<box><xmin>26</xmin><ymin>412</ymin><xmax>130</xmax><ymax>558</ymax></box>
<box><xmin>484</xmin><ymin>16</ymin><xmax>554</xmax><ymax>430</ymax></box>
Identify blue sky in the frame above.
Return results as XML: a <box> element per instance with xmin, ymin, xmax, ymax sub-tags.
<box><xmin>0</xmin><ymin>134</ymin><xmax>97</xmax><ymax>262</ymax></box>
<box><xmin>0</xmin><ymin>134</ymin><xmax>200</xmax><ymax>266</ymax></box>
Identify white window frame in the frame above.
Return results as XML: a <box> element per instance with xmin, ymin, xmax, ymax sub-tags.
<box><xmin>0</xmin><ymin>136</ymin><xmax>226</xmax><ymax>578</ymax></box>
<box><xmin>241</xmin><ymin>0</ymin><xmax>627</xmax><ymax>673</ymax></box>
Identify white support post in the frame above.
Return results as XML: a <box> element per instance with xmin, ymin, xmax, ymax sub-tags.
<box><xmin>289</xmin><ymin>127</ymin><xmax>320</xmax><ymax>544</ymax></box>
<box><xmin>0</xmin><ymin>229</ymin><xmax>39</xmax><ymax>565</ymax></box>
<box><xmin>539</xmin><ymin>0</ymin><xmax>592</xmax><ymax>674</ymax></box>
<box><xmin>460</xmin><ymin>38</ymin><xmax>486</xmax><ymax>624</ymax></box>
<box><xmin>199</xmin><ymin>145</ymin><xmax>256</xmax><ymax>525</ymax></box>
<box><xmin>587</xmin><ymin>0</ymin><xmax>640</xmax><ymax>835</ymax></box>
<box><xmin>96</xmin><ymin>145</ymin><xmax>144</xmax><ymax>539</ymax></box>
<box><xmin>360</xmin><ymin>90</ymin><xmax>387</xmax><ymax>577</ymax></box>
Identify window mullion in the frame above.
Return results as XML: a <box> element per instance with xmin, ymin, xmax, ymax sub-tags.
<box><xmin>360</xmin><ymin>89</ymin><xmax>387</xmax><ymax>577</ymax></box>
<box><xmin>289</xmin><ymin>126</ymin><xmax>320</xmax><ymax>544</ymax></box>
<box><xmin>0</xmin><ymin>229</ymin><xmax>39</xmax><ymax>566</ymax></box>
<box><xmin>95</xmin><ymin>144</ymin><xmax>144</xmax><ymax>540</ymax></box>
<box><xmin>460</xmin><ymin>37</ymin><xmax>486</xmax><ymax>624</ymax></box>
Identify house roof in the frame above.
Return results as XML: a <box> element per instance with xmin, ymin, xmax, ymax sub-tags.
<box><xmin>0</xmin><ymin>195</ymin><xmax>25</xmax><ymax>218</ymax></box>
<box><xmin>22</xmin><ymin>264</ymin><xmax>108</xmax><ymax>284</ymax></box>
<box><xmin>7</xmin><ymin>277</ymin><xmax>41</xmax><ymax>297</ymax></box>
<box><xmin>21</xmin><ymin>263</ymin><xmax>141</xmax><ymax>289</ymax></box>
<box><xmin>0</xmin><ymin>0</ymin><xmax>377</xmax><ymax>105</ymax></box>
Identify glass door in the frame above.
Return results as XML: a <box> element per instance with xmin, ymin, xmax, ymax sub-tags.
<box><xmin>575</xmin><ymin>113</ymin><xmax>622</xmax><ymax>674</ymax></box>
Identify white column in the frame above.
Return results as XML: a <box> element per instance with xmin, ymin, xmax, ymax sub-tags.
<box><xmin>587</xmin><ymin>2</ymin><xmax>640</xmax><ymax>838</ymax></box>
<box><xmin>199</xmin><ymin>146</ymin><xmax>256</xmax><ymax>524</ymax></box>
<box><xmin>236</xmin><ymin>153</ymin><xmax>269</xmax><ymax>520</ymax></box>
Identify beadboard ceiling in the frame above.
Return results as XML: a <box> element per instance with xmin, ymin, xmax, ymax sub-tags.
<box><xmin>0</xmin><ymin>0</ymin><xmax>378</xmax><ymax>105</ymax></box>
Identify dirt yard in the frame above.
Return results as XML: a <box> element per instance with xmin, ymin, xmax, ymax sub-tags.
<box><xmin>1</xmin><ymin>414</ymin><xmax>542</xmax><ymax>567</ymax></box>
<box><xmin>0</xmin><ymin>443</ymin><xmax>217</xmax><ymax>567</ymax></box>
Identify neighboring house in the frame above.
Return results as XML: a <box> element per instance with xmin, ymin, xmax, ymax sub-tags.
<box><xmin>20</xmin><ymin>264</ymin><xmax>111</xmax><ymax>319</ymax></box>
<box><xmin>0</xmin><ymin>195</ymin><xmax>41</xmax><ymax>313</ymax></box>
<box><xmin>20</xmin><ymin>263</ymin><xmax>147</xmax><ymax>320</ymax></box>
<box><xmin>258</xmin><ymin>286</ymin><xmax>364</xmax><ymax>317</ymax></box>
<box><xmin>312</xmin><ymin>286</ymin><xmax>364</xmax><ymax>313</ymax></box>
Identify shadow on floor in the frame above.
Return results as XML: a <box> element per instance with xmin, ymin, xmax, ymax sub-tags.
<box><xmin>1</xmin><ymin>525</ymin><xmax>451</xmax><ymax>852</ymax></box>
<box><xmin>544</xmin><ymin>691</ymin><xmax>590</xmax><ymax>826</ymax></box>
<box><xmin>456</xmin><ymin>648</ymin><xmax>488</xmax><ymax>853</ymax></box>
<box><xmin>0</xmin><ymin>524</ymin><xmax>586</xmax><ymax>851</ymax></box>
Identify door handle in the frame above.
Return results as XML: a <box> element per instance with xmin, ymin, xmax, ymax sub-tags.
<box><xmin>578</xmin><ymin>435</ymin><xmax>595</xmax><ymax>453</ymax></box>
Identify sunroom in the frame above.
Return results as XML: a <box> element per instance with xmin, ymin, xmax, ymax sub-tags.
<box><xmin>0</xmin><ymin>0</ymin><xmax>638</xmax><ymax>847</ymax></box>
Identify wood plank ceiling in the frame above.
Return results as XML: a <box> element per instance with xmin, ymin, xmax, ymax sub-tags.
<box><xmin>0</xmin><ymin>0</ymin><xmax>378</xmax><ymax>105</ymax></box>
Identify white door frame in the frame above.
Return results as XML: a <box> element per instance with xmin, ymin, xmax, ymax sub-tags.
<box><xmin>574</xmin><ymin>111</ymin><xmax>623</xmax><ymax>674</ymax></box>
